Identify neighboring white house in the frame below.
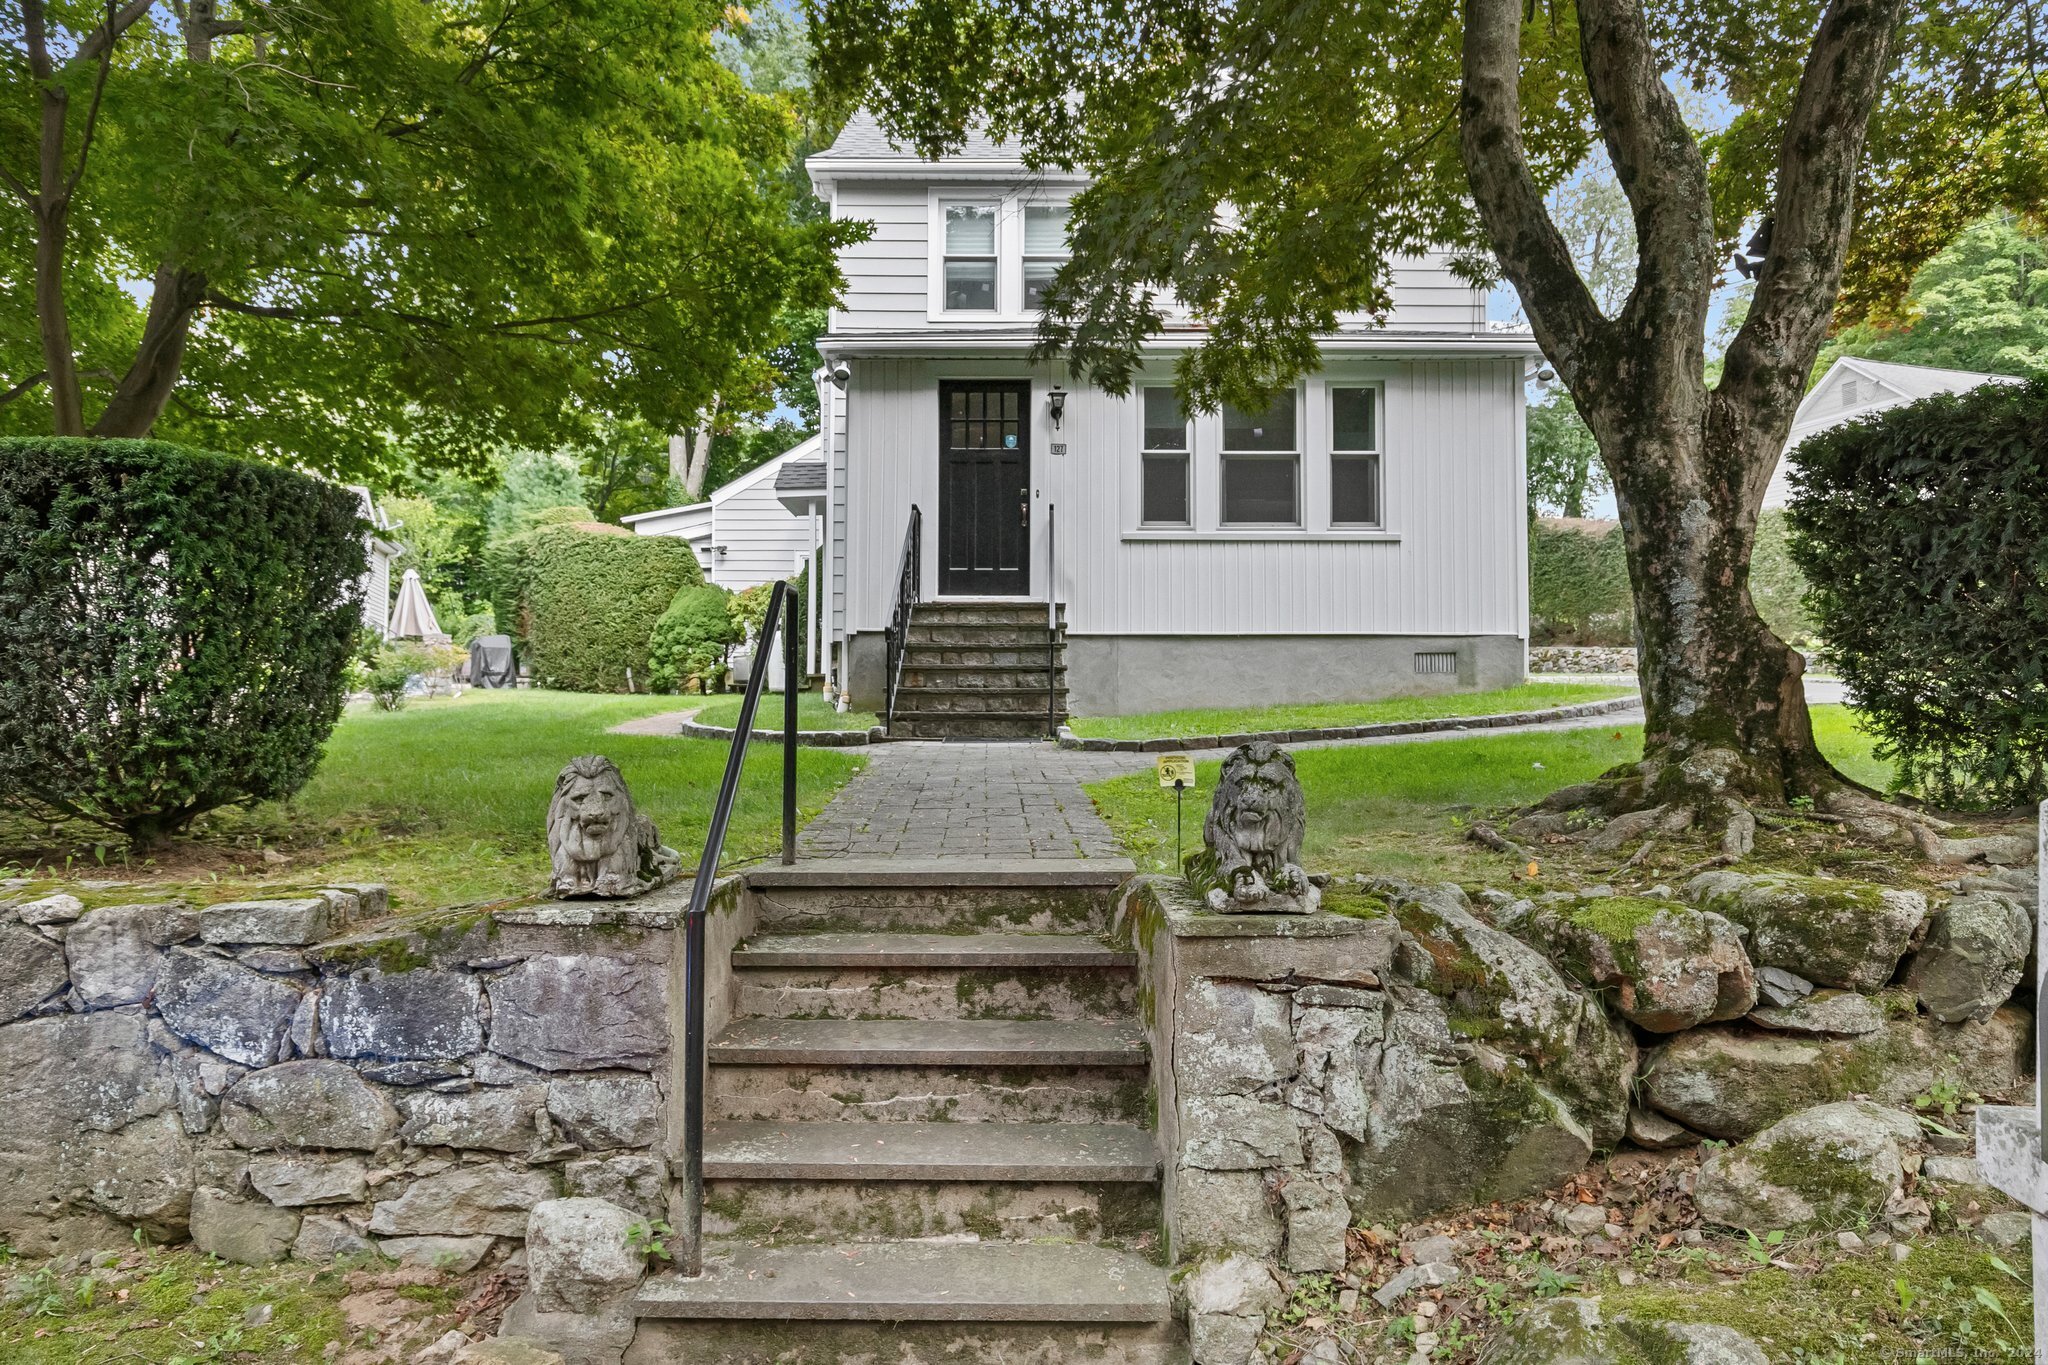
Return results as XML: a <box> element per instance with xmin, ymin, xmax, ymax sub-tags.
<box><xmin>349</xmin><ymin>486</ymin><xmax>405</xmax><ymax>638</ymax></box>
<box><xmin>1765</xmin><ymin>357</ymin><xmax>2025</xmax><ymax>508</ymax></box>
<box><xmin>625</xmin><ymin>437</ymin><xmax>826</xmax><ymax>592</ymax></box>
<box><xmin>805</xmin><ymin>112</ymin><xmax>1538</xmax><ymax>718</ymax></box>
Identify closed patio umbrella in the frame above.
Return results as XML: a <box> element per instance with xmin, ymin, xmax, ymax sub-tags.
<box><xmin>388</xmin><ymin>568</ymin><xmax>446</xmax><ymax>642</ymax></box>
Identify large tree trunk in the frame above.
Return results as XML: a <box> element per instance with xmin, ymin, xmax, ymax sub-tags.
<box><xmin>90</xmin><ymin>266</ymin><xmax>205</xmax><ymax>437</ymax></box>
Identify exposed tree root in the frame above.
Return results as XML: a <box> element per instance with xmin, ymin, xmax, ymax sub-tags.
<box><xmin>1466</xmin><ymin>820</ymin><xmax>1526</xmax><ymax>860</ymax></box>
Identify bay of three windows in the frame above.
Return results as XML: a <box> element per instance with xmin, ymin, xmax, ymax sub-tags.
<box><xmin>1142</xmin><ymin>386</ymin><xmax>1383</xmax><ymax>530</ymax></box>
<box><xmin>942</xmin><ymin>201</ymin><xmax>1070</xmax><ymax>313</ymax></box>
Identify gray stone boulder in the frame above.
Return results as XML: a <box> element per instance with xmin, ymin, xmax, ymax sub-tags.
<box><xmin>526</xmin><ymin>1197</ymin><xmax>644</xmax><ymax>1314</ymax></box>
<box><xmin>488</xmin><ymin>956</ymin><xmax>666</xmax><ymax>1072</ymax></box>
<box><xmin>1686</xmin><ymin>870</ymin><xmax>1926</xmax><ymax>991</ymax></box>
<box><xmin>0</xmin><ymin>923</ymin><xmax>69</xmax><ymax>1022</ymax></box>
<box><xmin>563</xmin><ymin>1155</ymin><xmax>665</xmax><ymax>1222</ymax></box>
<box><xmin>380</xmin><ymin>1234</ymin><xmax>498</xmax><ymax>1272</ymax></box>
<box><xmin>545</xmin><ymin>1076</ymin><xmax>660</xmax><ymax>1151</ymax></box>
<box><xmin>1905</xmin><ymin>892</ymin><xmax>2031</xmax><ymax>1023</ymax></box>
<box><xmin>15</xmin><ymin>893</ymin><xmax>82</xmax><ymax>925</ymax></box>
<box><xmin>247</xmin><ymin>1153</ymin><xmax>369</xmax><ymax>1206</ymax></box>
<box><xmin>66</xmin><ymin>902</ymin><xmax>198</xmax><ymax>1007</ymax></box>
<box><xmin>220</xmin><ymin>1060</ymin><xmax>400</xmax><ymax>1150</ymax></box>
<box><xmin>1747</xmin><ymin>989</ymin><xmax>1886</xmax><ymax>1036</ymax></box>
<box><xmin>1504</xmin><ymin>896</ymin><xmax>1755</xmax><ymax>1033</ymax></box>
<box><xmin>1178</xmin><ymin>978</ymin><xmax>1296</xmax><ymax>1097</ymax></box>
<box><xmin>1390</xmin><ymin>886</ymin><xmax>1583</xmax><ymax>1062</ymax></box>
<box><xmin>155</xmin><ymin>950</ymin><xmax>303</xmax><ymax>1067</ymax></box>
<box><xmin>399</xmin><ymin>1086</ymin><xmax>547</xmax><ymax>1154</ymax></box>
<box><xmin>322</xmin><ymin>967</ymin><xmax>486</xmax><ymax>1060</ymax></box>
<box><xmin>1693</xmin><ymin>1100</ymin><xmax>1920</xmax><ymax>1230</ymax></box>
<box><xmin>191</xmin><ymin>1186</ymin><xmax>300</xmax><ymax>1264</ymax></box>
<box><xmin>1477</xmin><ymin>1298</ymin><xmax>1768</xmax><ymax>1364</ymax></box>
<box><xmin>1640</xmin><ymin>1007</ymin><xmax>2029</xmax><ymax>1138</ymax></box>
<box><xmin>1173</xmin><ymin>1169</ymin><xmax>1283</xmax><ymax>1260</ymax></box>
<box><xmin>1185</xmin><ymin>1252</ymin><xmax>1285</xmax><ymax>1365</ymax></box>
<box><xmin>294</xmin><ymin>1213</ymin><xmax>378</xmax><ymax>1261</ymax></box>
<box><xmin>368</xmin><ymin>1165</ymin><xmax>556</xmax><ymax>1237</ymax></box>
<box><xmin>198</xmin><ymin>897</ymin><xmax>331</xmax><ymax>946</ymax></box>
<box><xmin>452</xmin><ymin>1341</ymin><xmax>565</xmax><ymax>1365</ymax></box>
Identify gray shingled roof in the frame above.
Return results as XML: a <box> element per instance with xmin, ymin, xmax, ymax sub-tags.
<box><xmin>813</xmin><ymin>108</ymin><xmax>1021</xmax><ymax>162</ymax></box>
<box><xmin>774</xmin><ymin>458</ymin><xmax>827</xmax><ymax>493</ymax></box>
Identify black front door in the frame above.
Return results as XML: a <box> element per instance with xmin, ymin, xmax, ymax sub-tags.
<box><xmin>938</xmin><ymin>381</ymin><xmax>1031</xmax><ymax>596</ymax></box>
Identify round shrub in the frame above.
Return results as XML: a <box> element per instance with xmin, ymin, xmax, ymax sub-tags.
<box><xmin>649</xmin><ymin>584</ymin><xmax>738</xmax><ymax>693</ymax></box>
<box><xmin>1789</xmin><ymin>377</ymin><xmax>2048</xmax><ymax>808</ymax></box>
<box><xmin>0</xmin><ymin>437</ymin><xmax>366</xmax><ymax>846</ymax></box>
<box><xmin>521</xmin><ymin>523</ymin><xmax>703</xmax><ymax>691</ymax></box>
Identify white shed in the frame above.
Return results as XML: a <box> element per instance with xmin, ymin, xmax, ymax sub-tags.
<box><xmin>1766</xmin><ymin>357</ymin><xmax>2025</xmax><ymax>507</ymax></box>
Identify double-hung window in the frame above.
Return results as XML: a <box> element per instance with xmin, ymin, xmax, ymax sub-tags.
<box><xmin>1329</xmin><ymin>386</ymin><xmax>1383</xmax><ymax>527</ymax></box>
<box><xmin>1220</xmin><ymin>391</ymin><xmax>1300</xmax><ymax>526</ymax></box>
<box><xmin>1022</xmin><ymin>204</ymin><xmax>1070</xmax><ymax>310</ymax></box>
<box><xmin>1140</xmin><ymin>387</ymin><xmax>1191</xmax><ymax>526</ymax></box>
<box><xmin>941</xmin><ymin>202</ymin><xmax>999</xmax><ymax>312</ymax></box>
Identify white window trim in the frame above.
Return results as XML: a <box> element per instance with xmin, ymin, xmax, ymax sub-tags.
<box><xmin>926</xmin><ymin>187</ymin><xmax>1074</xmax><ymax>323</ymax></box>
<box><xmin>1137</xmin><ymin>385</ymin><xmax>1193</xmax><ymax>528</ymax></box>
<box><xmin>1327</xmin><ymin>380</ymin><xmax>1387</xmax><ymax>530</ymax></box>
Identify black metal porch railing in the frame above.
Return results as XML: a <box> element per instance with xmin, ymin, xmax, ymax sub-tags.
<box><xmin>883</xmin><ymin>504</ymin><xmax>921</xmax><ymax>733</ymax></box>
<box><xmin>678</xmin><ymin>576</ymin><xmax>799</xmax><ymax>1277</ymax></box>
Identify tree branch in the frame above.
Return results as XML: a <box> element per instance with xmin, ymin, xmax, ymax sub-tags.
<box><xmin>0</xmin><ymin>371</ymin><xmax>48</xmax><ymax>407</ymax></box>
<box><xmin>1458</xmin><ymin>0</ymin><xmax>1610</xmax><ymax>390</ymax></box>
<box><xmin>1717</xmin><ymin>0</ymin><xmax>1909</xmax><ymax>484</ymax></box>
<box><xmin>65</xmin><ymin>7</ymin><xmax>118</xmax><ymax>198</ymax></box>
<box><xmin>72</xmin><ymin>0</ymin><xmax>155</xmax><ymax>68</ymax></box>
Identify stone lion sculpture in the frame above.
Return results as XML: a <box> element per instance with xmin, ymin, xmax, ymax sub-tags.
<box><xmin>547</xmin><ymin>755</ymin><xmax>681</xmax><ymax>899</ymax></box>
<box><xmin>1183</xmin><ymin>741</ymin><xmax>1318</xmax><ymax>914</ymax></box>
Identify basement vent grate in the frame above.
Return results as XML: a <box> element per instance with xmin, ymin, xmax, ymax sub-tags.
<box><xmin>1413</xmin><ymin>651</ymin><xmax>1459</xmax><ymax>676</ymax></box>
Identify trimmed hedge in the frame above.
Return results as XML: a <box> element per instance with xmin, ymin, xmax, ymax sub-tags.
<box><xmin>1529</xmin><ymin>518</ymin><xmax>1633</xmax><ymax>645</ymax></box>
<box><xmin>520</xmin><ymin>523</ymin><xmax>703</xmax><ymax>691</ymax></box>
<box><xmin>0</xmin><ymin>438</ymin><xmax>365</xmax><ymax>846</ymax></box>
<box><xmin>648</xmin><ymin>584</ymin><xmax>738</xmax><ymax>693</ymax></box>
<box><xmin>1790</xmin><ymin>377</ymin><xmax>2048</xmax><ymax>807</ymax></box>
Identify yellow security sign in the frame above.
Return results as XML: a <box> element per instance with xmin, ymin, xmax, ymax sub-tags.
<box><xmin>1156</xmin><ymin>754</ymin><xmax>1195</xmax><ymax>789</ymax></box>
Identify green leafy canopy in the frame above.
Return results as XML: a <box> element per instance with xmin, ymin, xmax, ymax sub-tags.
<box><xmin>2</xmin><ymin>0</ymin><xmax>866</xmax><ymax>478</ymax></box>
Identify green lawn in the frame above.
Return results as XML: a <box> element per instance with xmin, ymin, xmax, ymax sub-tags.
<box><xmin>3</xmin><ymin>691</ymin><xmax>865</xmax><ymax>913</ymax></box>
<box><xmin>1087</xmin><ymin>703</ymin><xmax>1893</xmax><ymax>882</ymax></box>
<box><xmin>692</xmin><ymin>693</ymin><xmax>880</xmax><ymax>732</ymax></box>
<box><xmin>1065</xmin><ymin>681</ymin><xmax>1636</xmax><ymax>741</ymax></box>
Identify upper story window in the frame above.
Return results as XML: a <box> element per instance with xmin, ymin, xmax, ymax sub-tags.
<box><xmin>942</xmin><ymin>202</ymin><xmax>999</xmax><ymax>312</ymax></box>
<box><xmin>1140</xmin><ymin>386</ymin><xmax>1191</xmax><ymax>526</ymax></box>
<box><xmin>1330</xmin><ymin>386</ymin><xmax>1382</xmax><ymax>527</ymax></box>
<box><xmin>1022</xmin><ymin>204</ymin><xmax>1070</xmax><ymax>311</ymax></box>
<box><xmin>1221</xmin><ymin>391</ymin><xmax>1300</xmax><ymax>526</ymax></box>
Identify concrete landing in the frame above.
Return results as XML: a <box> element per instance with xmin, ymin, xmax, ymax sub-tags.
<box><xmin>634</xmin><ymin>1241</ymin><xmax>1172</xmax><ymax>1322</ymax></box>
<box><xmin>703</xmin><ymin>1120</ymin><xmax>1159</xmax><ymax>1181</ymax></box>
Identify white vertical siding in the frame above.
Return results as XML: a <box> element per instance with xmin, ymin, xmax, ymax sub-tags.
<box><xmin>361</xmin><ymin>550</ymin><xmax>391</xmax><ymax>637</ymax></box>
<box><xmin>840</xmin><ymin>356</ymin><xmax>1526</xmax><ymax>639</ymax></box>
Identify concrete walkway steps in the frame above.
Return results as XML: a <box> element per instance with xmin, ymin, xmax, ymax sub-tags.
<box><xmin>649</xmin><ymin>857</ymin><xmax>1178</xmax><ymax>1360</ymax></box>
<box><xmin>635</xmin><ymin>1241</ymin><xmax>1171</xmax><ymax>1322</ymax></box>
<box><xmin>702</xmin><ymin>1120</ymin><xmax>1159</xmax><ymax>1181</ymax></box>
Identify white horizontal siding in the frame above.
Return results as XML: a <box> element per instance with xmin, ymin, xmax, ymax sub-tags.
<box><xmin>840</xmin><ymin>357</ymin><xmax>1525</xmax><ymax>639</ymax></box>
<box><xmin>709</xmin><ymin>472</ymin><xmax>815</xmax><ymax>592</ymax></box>
<box><xmin>832</xmin><ymin>182</ymin><xmax>929</xmax><ymax>331</ymax></box>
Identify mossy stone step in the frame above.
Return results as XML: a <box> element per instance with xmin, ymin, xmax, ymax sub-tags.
<box><xmin>732</xmin><ymin>932</ymin><xmax>1135</xmax><ymax>969</ymax></box>
<box><xmin>633</xmin><ymin>1241</ymin><xmax>1171</xmax><ymax>1323</ymax></box>
<box><xmin>703</xmin><ymin>1120</ymin><xmax>1158</xmax><ymax>1181</ymax></box>
<box><xmin>708</xmin><ymin>1018</ymin><xmax>1148</xmax><ymax>1068</ymax></box>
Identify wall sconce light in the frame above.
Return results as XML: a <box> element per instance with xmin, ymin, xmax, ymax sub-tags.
<box><xmin>1048</xmin><ymin>385</ymin><xmax>1067</xmax><ymax>431</ymax></box>
<box><xmin>830</xmin><ymin>362</ymin><xmax>851</xmax><ymax>391</ymax></box>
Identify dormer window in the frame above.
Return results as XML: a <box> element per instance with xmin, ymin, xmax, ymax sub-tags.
<box><xmin>942</xmin><ymin>202</ymin><xmax>999</xmax><ymax>312</ymax></box>
<box><xmin>1022</xmin><ymin>204</ymin><xmax>1070</xmax><ymax>310</ymax></box>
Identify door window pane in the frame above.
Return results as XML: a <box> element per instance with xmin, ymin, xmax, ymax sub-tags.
<box><xmin>1222</xmin><ymin>456</ymin><xmax>1299</xmax><ymax>525</ymax></box>
<box><xmin>1223</xmin><ymin>392</ymin><xmax>1296</xmax><ymax>452</ymax></box>
<box><xmin>1331</xmin><ymin>387</ymin><xmax>1377</xmax><ymax>452</ymax></box>
<box><xmin>1142</xmin><ymin>454</ymin><xmax>1190</xmax><ymax>525</ymax></box>
<box><xmin>1332</xmin><ymin>453</ymin><xmax>1381</xmax><ymax>526</ymax></box>
<box><xmin>1142</xmin><ymin>387</ymin><xmax>1188</xmax><ymax>451</ymax></box>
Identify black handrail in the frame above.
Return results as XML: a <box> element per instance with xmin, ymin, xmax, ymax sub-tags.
<box><xmin>679</xmin><ymin>577</ymin><xmax>799</xmax><ymax>1277</ymax></box>
<box><xmin>1046</xmin><ymin>503</ymin><xmax>1059</xmax><ymax>739</ymax></box>
<box><xmin>883</xmin><ymin>504</ymin><xmax>921</xmax><ymax>733</ymax></box>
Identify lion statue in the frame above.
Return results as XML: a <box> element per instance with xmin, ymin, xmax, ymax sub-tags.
<box><xmin>547</xmin><ymin>755</ymin><xmax>681</xmax><ymax>898</ymax></box>
<box><xmin>1183</xmin><ymin>741</ymin><xmax>1317</xmax><ymax>914</ymax></box>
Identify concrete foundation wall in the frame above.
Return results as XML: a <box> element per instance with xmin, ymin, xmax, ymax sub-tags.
<box><xmin>1066</xmin><ymin>634</ymin><xmax>1526</xmax><ymax>716</ymax></box>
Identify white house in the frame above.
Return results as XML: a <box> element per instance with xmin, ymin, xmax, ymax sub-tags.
<box><xmin>349</xmin><ymin>486</ymin><xmax>405</xmax><ymax>638</ymax></box>
<box><xmin>804</xmin><ymin>112</ymin><xmax>1537</xmax><ymax>728</ymax></box>
<box><xmin>625</xmin><ymin>437</ymin><xmax>825</xmax><ymax>592</ymax></box>
<box><xmin>1766</xmin><ymin>357</ymin><xmax>2024</xmax><ymax>508</ymax></box>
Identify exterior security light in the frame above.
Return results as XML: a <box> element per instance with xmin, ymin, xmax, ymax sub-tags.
<box><xmin>1048</xmin><ymin>385</ymin><xmax>1067</xmax><ymax>430</ymax></box>
<box><xmin>830</xmin><ymin>362</ymin><xmax>851</xmax><ymax>390</ymax></box>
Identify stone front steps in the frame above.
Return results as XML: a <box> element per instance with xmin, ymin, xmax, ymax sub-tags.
<box><xmin>891</xmin><ymin>601</ymin><xmax>1067</xmax><ymax>740</ymax></box>
<box><xmin>633</xmin><ymin>860</ymin><xmax>1177</xmax><ymax>1362</ymax></box>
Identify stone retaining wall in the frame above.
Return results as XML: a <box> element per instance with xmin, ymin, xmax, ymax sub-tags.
<box><xmin>0</xmin><ymin>879</ymin><xmax>741</xmax><ymax>1271</ymax></box>
<box><xmin>1529</xmin><ymin>644</ymin><xmax>1638</xmax><ymax>673</ymax></box>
